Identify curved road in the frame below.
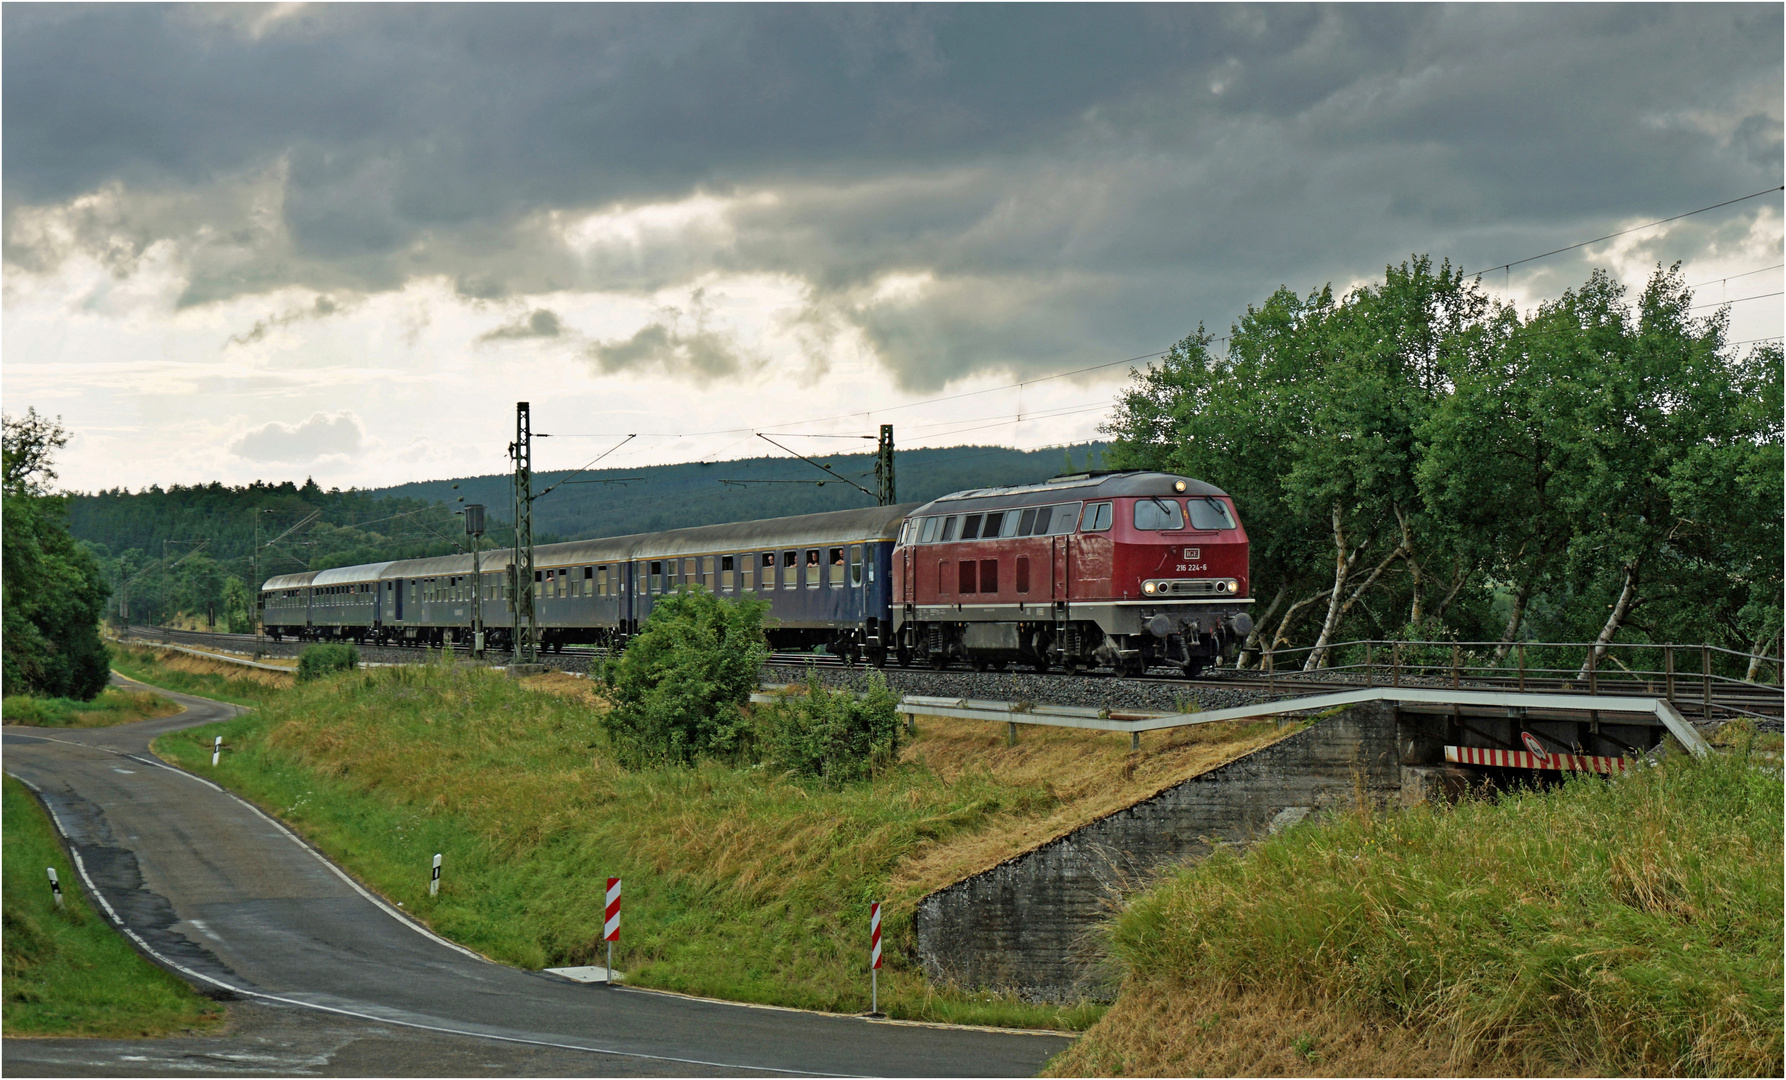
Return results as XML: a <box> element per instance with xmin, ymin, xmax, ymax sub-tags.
<box><xmin>3</xmin><ymin>678</ymin><xmax>1069</xmax><ymax>1077</ymax></box>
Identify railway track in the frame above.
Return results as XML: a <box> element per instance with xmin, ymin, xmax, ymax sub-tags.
<box><xmin>122</xmin><ymin>625</ymin><xmax>1782</xmax><ymax>721</ymax></box>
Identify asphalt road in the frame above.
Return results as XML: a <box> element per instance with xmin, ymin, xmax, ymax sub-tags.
<box><xmin>3</xmin><ymin>677</ymin><xmax>1070</xmax><ymax>1077</ymax></box>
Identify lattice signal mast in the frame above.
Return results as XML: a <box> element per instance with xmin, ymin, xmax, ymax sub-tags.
<box><xmin>874</xmin><ymin>424</ymin><xmax>895</xmax><ymax>506</ymax></box>
<box><xmin>509</xmin><ymin>402</ymin><xmax>537</xmax><ymax>663</ymax></box>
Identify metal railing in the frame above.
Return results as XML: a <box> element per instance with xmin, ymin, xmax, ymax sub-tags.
<box><xmin>1238</xmin><ymin>638</ymin><xmax>1782</xmax><ymax>721</ymax></box>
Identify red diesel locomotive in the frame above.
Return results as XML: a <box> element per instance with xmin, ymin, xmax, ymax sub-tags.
<box><xmin>890</xmin><ymin>471</ymin><xmax>1254</xmax><ymax>676</ymax></box>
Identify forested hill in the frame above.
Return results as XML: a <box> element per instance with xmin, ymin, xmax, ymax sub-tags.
<box><xmin>371</xmin><ymin>443</ymin><xmax>1108</xmax><ymax>542</ymax></box>
<box><xmin>64</xmin><ymin>443</ymin><xmax>1106</xmax><ymax>625</ymax></box>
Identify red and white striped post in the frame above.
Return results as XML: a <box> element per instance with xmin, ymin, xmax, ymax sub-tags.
<box><xmin>869</xmin><ymin>901</ymin><xmax>883</xmax><ymax>1015</ymax></box>
<box><xmin>604</xmin><ymin>878</ymin><xmax>621</xmax><ymax>979</ymax></box>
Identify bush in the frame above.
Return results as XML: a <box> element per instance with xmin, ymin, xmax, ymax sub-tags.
<box><xmin>600</xmin><ymin>588</ymin><xmax>769</xmax><ymax>767</ymax></box>
<box><xmin>759</xmin><ymin>673</ymin><xmax>903</xmax><ymax>785</ymax></box>
<box><xmin>297</xmin><ymin>643</ymin><xmax>359</xmax><ymax>682</ymax></box>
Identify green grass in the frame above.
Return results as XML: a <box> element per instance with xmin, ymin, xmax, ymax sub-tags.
<box><xmin>152</xmin><ymin>658</ymin><xmax>1104</xmax><ymax>1030</ymax></box>
<box><xmin>2</xmin><ymin>687</ymin><xmax>179</xmax><ymax>728</ymax></box>
<box><xmin>2</xmin><ymin>776</ymin><xmax>224</xmax><ymax>1036</ymax></box>
<box><xmin>108</xmin><ymin>644</ymin><xmax>285</xmax><ymax>708</ymax></box>
<box><xmin>1060</xmin><ymin>734</ymin><xmax>1784</xmax><ymax>1076</ymax></box>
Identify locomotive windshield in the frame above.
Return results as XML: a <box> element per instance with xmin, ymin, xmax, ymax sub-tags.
<box><xmin>1187</xmin><ymin>496</ymin><xmax>1236</xmax><ymax>530</ymax></box>
<box><xmin>1133</xmin><ymin>498</ymin><xmax>1184</xmax><ymax>530</ymax></box>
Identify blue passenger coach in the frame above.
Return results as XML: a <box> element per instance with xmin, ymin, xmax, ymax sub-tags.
<box><xmin>260</xmin><ymin>504</ymin><xmax>917</xmax><ymax>663</ymax></box>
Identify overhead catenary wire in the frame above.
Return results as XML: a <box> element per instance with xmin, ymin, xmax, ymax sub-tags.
<box><xmin>1468</xmin><ymin>185</ymin><xmax>1784</xmax><ymax>278</ymax></box>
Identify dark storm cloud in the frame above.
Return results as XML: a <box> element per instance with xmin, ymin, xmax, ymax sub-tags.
<box><xmin>5</xmin><ymin>4</ymin><xmax>1779</xmax><ymax>386</ymax></box>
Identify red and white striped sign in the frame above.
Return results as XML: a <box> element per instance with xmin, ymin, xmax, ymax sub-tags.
<box><xmin>1445</xmin><ymin>744</ymin><xmax>1626</xmax><ymax>774</ymax></box>
<box><xmin>869</xmin><ymin>902</ymin><xmax>883</xmax><ymax>970</ymax></box>
<box><xmin>604</xmin><ymin>878</ymin><xmax>621</xmax><ymax>942</ymax></box>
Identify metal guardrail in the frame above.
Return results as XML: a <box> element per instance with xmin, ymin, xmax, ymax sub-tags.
<box><xmin>886</xmin><ymin>687</ymin><xmax>1714</xmax><ymax>758</ymax></box>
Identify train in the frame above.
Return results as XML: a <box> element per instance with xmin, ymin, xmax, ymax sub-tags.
<box><xmin>258</xmin><ymin>470</ymin><xmax>1254</xmax><ymax>675</ymax></box>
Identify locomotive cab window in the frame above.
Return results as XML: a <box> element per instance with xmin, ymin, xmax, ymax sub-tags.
<box><xmin>1134</xmin><ymin>498</ymin><xmax>1185</xmax><ymax>531</ymax></box>
<box><xmin>1187</xmin><ymin>496</ymin><xmax>1237</xmax><ymax>530</ymax></box>
<box><xmin>1082</xmin><ymin>502</ymin><xmax>1114</xmax><ymax>532</ymax></box>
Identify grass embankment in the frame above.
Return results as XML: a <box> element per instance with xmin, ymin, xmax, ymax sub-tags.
<box><xmin>153</xmin><ymin>658</ymin><xmax>1283</xmax><ymax>1030</ymax></box>
<box><xmin>1048</xmin><ymin>736</ymin><xmax>1784</xmax><ymax>1077</ymax></box>
<box><xmin>2</xmin><ymin>687</ymin><xmax>180</xmax><ymax>728</ymax></box>
<box><xmin>109</xmin><ymin>643</ymin><xmax>291</xmax><ymax>707</ymax></box>
<box><xmin>2</xmin><ymin>777</ymin><xmax>224</xmax><ymax>1036</ymax></box>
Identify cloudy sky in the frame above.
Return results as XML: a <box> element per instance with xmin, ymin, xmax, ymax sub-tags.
<box><xmin>4</xmin><ymin>3</ymin><xmax>1781</xmax><ymax>494</ymax></box>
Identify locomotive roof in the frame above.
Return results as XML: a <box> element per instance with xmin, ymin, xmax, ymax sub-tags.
<box><xmin>911</xmin><ymin>471</ymin><xmax>1227</xmax><ymax>515</ymax></box>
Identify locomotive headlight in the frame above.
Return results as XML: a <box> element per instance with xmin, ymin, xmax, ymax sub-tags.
<box><xmin>1143</xmin><ymin>580</ymin><xmax>1157</xmax><ymax>594</ymax></box>
<box><xmin>1173</xmin><ymin>480</ymin><xmax>1186</xmax><ymax>492</ymax></box>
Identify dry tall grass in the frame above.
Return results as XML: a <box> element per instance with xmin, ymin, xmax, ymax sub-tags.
<box><xmin>1061</xmin><ymin>737</ymin><xmax>1784</xmax><ymax>1075</ymax></box>
<box><xmin>894</xmin><ymin>716</ymin><xmax>1287</xmax><ymax>899</ymax></box>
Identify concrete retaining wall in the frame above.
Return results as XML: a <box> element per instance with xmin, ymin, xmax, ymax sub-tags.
<box><xmin>912</xmin><ymin>703</ymin><xmax>1405</xmax><ymax>1001</ymax></box>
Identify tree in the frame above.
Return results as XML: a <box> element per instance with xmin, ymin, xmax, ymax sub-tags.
<box><xmin>599</xmin><ymin>588</ymin><xmax>771</xmax><ymax>767</ymax></box>
<box><xmin>3</xmin><ymin>410</ymin><xmax>111</xmax><ymax>700</ymax></box>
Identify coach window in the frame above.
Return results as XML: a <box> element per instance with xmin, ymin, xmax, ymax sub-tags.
<box><xmin>559</xmin><ymin>570</ymin><xmax>570</xmax><ymax>598</ymax></box>
<box><xmin>1083</xmin><ymin>502</ymin><xmax>1114</xmax><ymax>532</ymax></box>
<box><xmin>941</xmin><ymin>515</ymin><xmax>960</xmax><ymax>542</ymax></box>
<box><xmin>718</xmin><ymin>555</ymin><xmax>733</xmax><ymax>592</ymax></box>
<box><xmin>683</xmin><ymin>559</ymin><xmax>696</xmax><ymax>589</ymax></box>
<box><xmin>849</xmin><ymin>546</ymin><xmax>863</xmax><ymax>587</ymax></box>
<box><xmin>742</xmin><ymin>554</ymin><xmax>756</xmax><ymax>593</ymax></box>
<box><xmin>1134</xmin><ymin>498</ymin><xmax>1185</xmax><ymax>531</ymax></box>
<box><xmin>960</xmin><ymin>514</ymin><xmax>983</xmax><ymax>540</ymax></box>
<box><xmin>828</xmin><ymin>548</ymin><xmax>845</xmax><ymax>587</ymax></box>
<box><xmin>806</xmin><ymin>549</ymin><xmax>821</xmax><ymax>587</ymax></box>
<box><xmin>918</xmin><ymin>517</ymin><xmax>940</xmax><ymax>544</ymax></box>
<box><xmin>700</xmin><ymin>556</ymin><xmax>713</xmax><ymax>590</ymax></box>
<box><xmin>783</xmin><ymin>551</ymin><xmax>799</xmax><ymax>588</ymax></box>
<box><xmin>649</xmin><ymin>561</ymin><xmax>663</xmax><ymax>594</ymax></box>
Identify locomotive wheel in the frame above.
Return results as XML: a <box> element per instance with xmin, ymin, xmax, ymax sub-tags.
<box><xmin>898</xmin><ymin>646</ymin><xmax>913</xmax><ymax>668</ymax></box>
<box><xmin>1118</xmin><ymin>655</ymin><xmax>1147</xmax><ymax>678</ymax></box>
<box><xmin>870</xmin><ymin>647</ymin><xmax>888</xmax><ymax>669</ymax></box>
<box><xmin>929</xmin><ymin>652</ymin><xmax>948</xmax><ymax>671</ymax></box>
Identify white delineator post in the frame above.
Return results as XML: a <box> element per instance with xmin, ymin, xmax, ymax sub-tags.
<box><xmin>430</xmin><ymin>853</ymin><xmax>442</xmax><ymax>897</ymax></box>
<box><xmin>47</xmin><ymin>867</ymin><xmax>63</xmax><ymax>909</ymax></box>
<box><xmin>604</xmin><ymin>878</ymin><xmax>621</xmax><ymax>979</ymax></box>
<box><xmin>870</xmin><ymin>901</ymin><xmax>883</xmax><ymax>1015</ymax></box>
<box><xmin>212</xmin><ymin>736</ymin><xmax>222</xmax><ymax>766</ymax></box>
